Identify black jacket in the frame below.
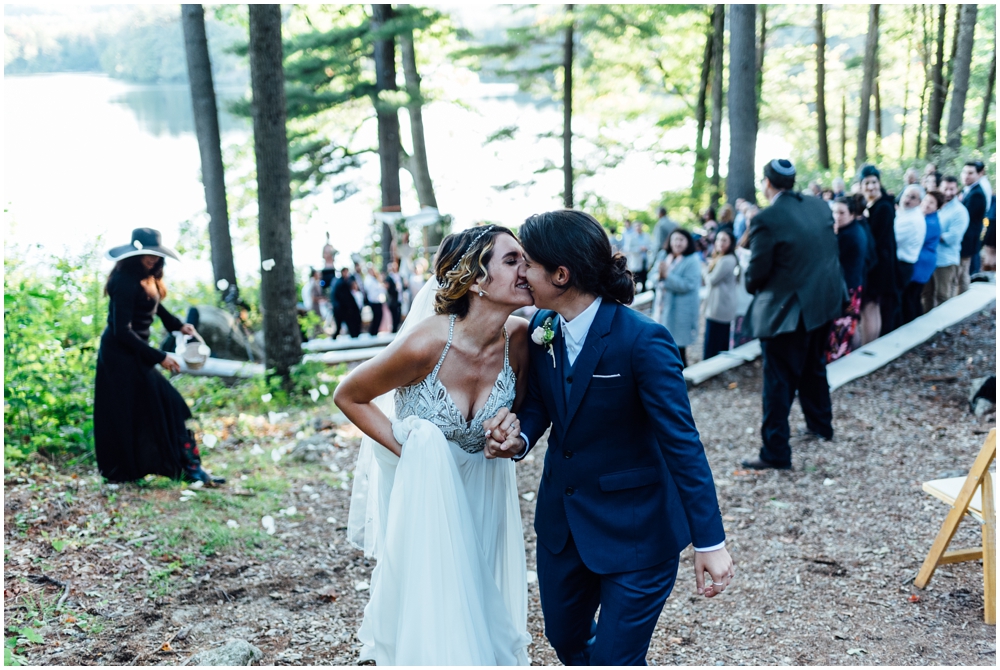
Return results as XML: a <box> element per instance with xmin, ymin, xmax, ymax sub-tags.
<box><xmin>744</xmin><ymin>191</ymin><xmax>847</xmax><ymax>339</ymax></box>
<box><xmin>961</xmin><ymin>183</ymin><xmax>988</xmax><ymax>258</ymax></box>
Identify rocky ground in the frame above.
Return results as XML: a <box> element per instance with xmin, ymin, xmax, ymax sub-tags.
<box><xmin>4</xmin><ymin>308</ymin><xmax>996</xmax><ymax>666</ymax></box>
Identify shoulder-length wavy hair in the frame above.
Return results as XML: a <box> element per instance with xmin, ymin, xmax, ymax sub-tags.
<box><xmin>433</xmin><ymin>224</ymin><xmax>517</xmax><ymax>318</ymax></box>
<box><xmin>104</xmin><ymin>255</ymin><xmax>167</xmax><ymax>299</ymax></box>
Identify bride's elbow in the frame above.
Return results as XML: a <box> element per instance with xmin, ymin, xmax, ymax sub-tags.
<box><xmin>332</xmin><ymin>376</ymin><xmax>354</xmax><ymax>412</ymax></box>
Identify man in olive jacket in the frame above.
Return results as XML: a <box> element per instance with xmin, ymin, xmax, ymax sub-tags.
<box><xmin>741</xmin><ymin>159</ymin><xmax>847</xmax><ymax>470</ymax></box>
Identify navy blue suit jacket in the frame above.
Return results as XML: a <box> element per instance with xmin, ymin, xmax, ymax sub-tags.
<box><xmin>519</xmin><ymin>300</ymin><xmax>725</xmax><ymax>575</ymax></box>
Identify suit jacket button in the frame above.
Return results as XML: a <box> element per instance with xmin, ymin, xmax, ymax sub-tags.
<box><xmin>566</xmin><ymin>375</ymin><xmax>573</xmax><ymax>383</ymax></box>
<box><xmin>565</xmin><ymin>486</ymin><xmax>575</xmax><ymax>496</ymax></box>
<box><xmin>563</xmin><ymin>450</ymin><xmax>573</xmax><ymax>459</ymax></box>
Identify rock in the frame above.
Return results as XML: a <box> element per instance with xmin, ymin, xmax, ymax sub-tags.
<box><xmin>289</xmin><ymin>436</ymin><xmax>332</xmax><ymax>463</ymax></box>
<box><xmin>183</xmin><ymin>639</ymin><xmax>263</xmax><ymax>666</ymax></box>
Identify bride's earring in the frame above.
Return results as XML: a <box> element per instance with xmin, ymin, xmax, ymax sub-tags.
<box><xmin>478</xmin><ymin>289</ymin><xmax>484</xmax><ymax>297</ymax></box>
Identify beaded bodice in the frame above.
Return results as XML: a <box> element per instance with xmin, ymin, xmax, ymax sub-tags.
<box><xmin>395</xmin><ymin>315</ymin><xmax>516</xmax><ymax>454</ymax></box>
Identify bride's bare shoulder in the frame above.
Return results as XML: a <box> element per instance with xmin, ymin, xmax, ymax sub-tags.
<box><xmin>392</xmin><ymin>314</ymin><xmax>452</xmax><ymax>365</ymax></box>
<box><xmin>505</xmin><ymin>315</ymin><xmax>529</xmax><ymax>338</ymax></box>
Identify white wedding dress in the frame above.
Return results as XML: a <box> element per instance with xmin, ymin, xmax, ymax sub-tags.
<box><xmin>348</xmin><ymin>282</ymin><xmax>531</xmax><ymax>666</ymax></box>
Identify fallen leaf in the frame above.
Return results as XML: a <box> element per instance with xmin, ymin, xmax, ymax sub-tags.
<box><xmin>355</xmin><ymin>580</ymin><xmax>370</xmax><ymax>591</ymax></box>
<box><xmin>727</xmin><ymin>382</ymin><xmax>738</xmax><ymax>389</ymax></box>
<box><xmin>732</xmin><ymin>469</ymin><xmax>750</xmax><ymax>476</ymax></box>
<box><xmin>160</xmin><ymin>642</ymin><xmax>173</xmax><ymax>652</ymax></box>
<box><xmin>668</xmin><ymin>637</ymin><xmax>683</xmax><ymax>645</ymax></box>
<box><xmin>846</xmin><ymin>648</ymin><xmax>867</xmax><ymax>656</ymax></box>
<box><xmin>908</xmin><ymin>594</ymin><xmax>921</xmax><ymax>603</ymax></box>
<box><xmin>316</xmin><ymin>585</ymin><xmax>338</xmax><ymax>601</ymax></box>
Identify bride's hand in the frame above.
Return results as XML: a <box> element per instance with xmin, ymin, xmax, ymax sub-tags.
<box><xmin>483</xmin><ymin>408</ymin><xmax>523</xmax><ymax>459</ymax></box>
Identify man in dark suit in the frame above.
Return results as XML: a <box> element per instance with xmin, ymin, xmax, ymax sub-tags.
<box><xmin>331</xmin><ymin>268</ymin><xmax>362</xmax><ymax>338</ymax></box>
<box><xmin>959</xmin><ymin>161</ymin><xmax>988</xmax><ymax>291</ymax></box>
<box><xmin>740</xmin><ymin>159</ymin><xmax>847</xmax><ymax>471</ymax></box>
<box><xmin>484</xmin><ymin>210</ymin><xmax>733</xmax><ymax>666</ymax></box>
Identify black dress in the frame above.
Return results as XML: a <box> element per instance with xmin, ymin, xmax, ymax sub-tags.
<box><xmin>93</xmin><ymin>268</ymin><xmax>197</xmax><ymax>482</ymax></box>
<box><xmin>864</xmin><ymin>193</ymin><xmax>900</xmax><ymax>334</ymax></box>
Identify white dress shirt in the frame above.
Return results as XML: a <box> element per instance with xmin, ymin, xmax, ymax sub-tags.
<box><xmin>515</xmin><ymin>295</ymin><xmax>724</xmax><ymax>553</ymax></box>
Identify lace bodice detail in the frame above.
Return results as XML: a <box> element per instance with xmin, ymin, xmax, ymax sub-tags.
<box><xmin>395</xmin><ymin>315</ymin><xmax>516</xmax><ymax>454</ymax></box>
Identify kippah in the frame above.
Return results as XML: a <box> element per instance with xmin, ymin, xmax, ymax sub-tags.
<box><xmin>769</xmin><ymin>159</ymin><xmax>796</xmax><ymax>176</ymax></box>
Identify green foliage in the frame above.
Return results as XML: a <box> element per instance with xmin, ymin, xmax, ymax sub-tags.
<box><xmin>4</xmin><ymin>244</ymin><xmax>104</xmax><ymax>464</ymax></box>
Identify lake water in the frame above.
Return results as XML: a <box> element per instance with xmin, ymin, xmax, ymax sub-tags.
<box><xmin>4</xmin><ymin>71</ymin><xmax>784</xmax><ymax>282</ymax></box>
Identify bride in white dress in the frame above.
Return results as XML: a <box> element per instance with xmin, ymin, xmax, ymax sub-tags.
<box><xmin>334</xmin><ymin>226</ymin><xmax>534</xmax><ymax>665</ymax></box>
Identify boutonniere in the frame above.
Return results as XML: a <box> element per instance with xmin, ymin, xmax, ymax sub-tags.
<box><xmin>531</xmin><ymin>316</ymin><xmax>557</xmax><ymax>368</ymax></box>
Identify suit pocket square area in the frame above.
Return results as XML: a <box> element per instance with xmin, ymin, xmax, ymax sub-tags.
<box><xmin>592</xmin><ymin>374</ymin><xmax>621</xmax><ymax>379</ymax></box>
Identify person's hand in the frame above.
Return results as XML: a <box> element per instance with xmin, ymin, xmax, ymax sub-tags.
<box><xmin>658</xmin><ymin>260</ymin><xmax>668</xmax><ymax>277</ymax></box>
<box><xmin>694</xmin><ymin>547</ymin><xmax>734</xmax><ymax>598</ymax></box>
<box><xmin>161</xmin><ymin>355</ymin><xmax>182</xmax><ymax>374</ymax></box>
<box><xmin>180</xmin><ymin>323</ymin><xmax>197</xmax><ymax>337</ymax></box>
<box><xmin>482</xmin><ymin>407</ymin><xmax>524</xmax><ymax>460</ymax></box>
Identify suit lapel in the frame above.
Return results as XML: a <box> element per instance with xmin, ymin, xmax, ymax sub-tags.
<box><xmin>563</xmin><ymin>300</ymin><xmax>615</xmax><ymax>429</ymax></box>
<box><xmin>551</xmin><ymin>318</ymin><xmax>568</xmax><ymax>420</ymax></box>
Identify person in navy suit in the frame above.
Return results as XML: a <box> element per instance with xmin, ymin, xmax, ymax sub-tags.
<box><xmin>483</xmin><ymin>210</ymin><xmax>734</xmax><ymax>666</ymax></box>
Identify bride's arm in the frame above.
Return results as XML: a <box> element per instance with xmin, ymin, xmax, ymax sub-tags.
<box><xmin>333</xmin><ymin>321</ymin><xmax>443</xmax><ymax>456</ymax></box>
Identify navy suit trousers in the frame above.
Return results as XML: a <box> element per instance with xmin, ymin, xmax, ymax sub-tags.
<box><xmin>537</xmin><ymin>532</ymin><xmax>680</xmax><ymax>666</ymax></box>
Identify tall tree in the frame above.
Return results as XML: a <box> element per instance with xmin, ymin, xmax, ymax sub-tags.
<box><xmin>814</xmin><ymin>4</ymin><xmax>829</xmax><ymax>169</ymax></box>
<box><xmin>945</xmin><ymin>3</ymin><xmax>978</xmax><ymax>150</ymax></box>
<box><xmin>371</xmin><ymin>4</ymin><xmax>402</xmax><ymax>271</ymax></box>
<box><xmin>840</xmin><ymin>94</ymin><xmax>847</xmax><ymax>175</ymax></box>
<box><xmin>755</xmin><ymin>4</ymin><xmax>767</xmax><ymax>129</ymax></box>
<box><xmin>708</xmin><ymin>4</ymin><xmax>725</xmax><ymax>208</ymax></box>
<box><xmin>249</xmin><ymin>4</ymin><xmax>301</xmax><ymax>380</ymax></box>
<box><xmin>692</xmin><ymin>11</ymin><xmax>714</xmax><ymax>203</ymax></box>
<box><xmin>926</xmin><ymin>4</ymin><xmax>948</xmax><ymax>157</ymax></box>
<box><xmin>398</xmin><ymin>6</ymin><xmax>437</xmax><ymax>210</ymax></box>
<box><xmin>181</xmin><ymin>4</ymin><xmax>238</xmax><ymax>298</ymax></box>
<box><xmin>726</xmin><ymin>4</ymin><xmax>757</xmax><ymax>205</ymax></box>
<box><xmin>977</xmin><ymin>45</ymin><xmax>996</xmax><ymax>150</ymax></box>
<box><xmin>874</xmin><ymin>76</ymin><xmax>882</xmax><ymax>157</ymax></box>
<box><xmin>899</xmin><ymin>6</ymin><xmax>917</xmax><ymax>160</ymax></box>
<box><xmin>916</xmin><ymin>3</ymin><xmax>933</xmax><ymax>159</ymax></box>
<box><xmin>562</xmin><ymin>4</ymin><xmax>574</xmax><ymax>208</ymax></box>
<box><xmin>855</xmin><ymin>4</ymin><xmax>879</xmax><ymax>168</ymax></box>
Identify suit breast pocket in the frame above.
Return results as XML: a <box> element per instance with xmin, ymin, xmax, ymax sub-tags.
<box><xmin>589</xmin><ymin>375</ymin><xmax>626</xmax><ymax>389</ymax></box>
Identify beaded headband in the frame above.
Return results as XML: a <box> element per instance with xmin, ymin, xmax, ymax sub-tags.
<box><xmin>447</xmin><ymin>226</ymin><xmax>496</xmax><ymax>274</ymax></box>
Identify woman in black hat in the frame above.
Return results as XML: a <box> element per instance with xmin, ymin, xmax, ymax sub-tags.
<box><xmin>94</xmin><ymin>228</ymin><xmax>224</xmax><ymax>485</ymax></box>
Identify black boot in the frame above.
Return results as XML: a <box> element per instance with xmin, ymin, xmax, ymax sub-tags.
<box><xmin>184</xmin><ymin>466</ymin><xmax>226</xmax><ymax>486</ymax></box>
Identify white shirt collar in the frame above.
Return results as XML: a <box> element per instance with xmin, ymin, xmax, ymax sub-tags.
<box><xmin>559</xmin><ymin>296</ymin><xmax>602</xmax><ymax>364</ymax></box>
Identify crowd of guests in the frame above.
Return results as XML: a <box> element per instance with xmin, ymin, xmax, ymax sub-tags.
<box><xmin>609</xmin><ymin>158</ymin><xmax>994</xmax><ymax>369</ymax></box>
<box><xmin>301</xmin><ymin>232</ymin><xmax>428</xmax><ymax>340</ymax></box>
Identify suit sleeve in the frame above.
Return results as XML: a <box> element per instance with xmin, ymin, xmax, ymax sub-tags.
<box><xmin>108</xmin><ymin>280</ymin><xmax>169</xmax><ymax>366</ymax></box>
<box><xmin>516</xmin><ymin>311</ymin><xmax>552</xmax><ymax>458</ymax></box>
<box><xmin>744</xmin><ymin>217</ymin><xmax>775</xmax><ymax>295</ymax></box>
<box><xmin>631</xmin><ymin>322</ymin><xmax>726</xmax><ymax>548</ymax></box>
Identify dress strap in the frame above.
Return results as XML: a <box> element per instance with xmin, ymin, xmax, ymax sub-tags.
<box><xmin>431</xmin><ymin>314</ymin><xmax>457</xmax><ymax>382</ymax></box>
<box><xmin>502</xmin><ymin>325</ymin><xmax>510</xmax><ymax>368</ymax></box>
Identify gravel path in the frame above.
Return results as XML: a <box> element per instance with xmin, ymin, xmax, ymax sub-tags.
<box><xmin>4</xmin><ymin>309</ymin><xmax>995</xmax><ymax>666</ymax></box>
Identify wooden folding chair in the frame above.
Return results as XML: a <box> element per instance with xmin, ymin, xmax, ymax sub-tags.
<box><xmin>915</xmin><ymin>428</ymin><xmax>996</xmax><ymax>624</ymax></box>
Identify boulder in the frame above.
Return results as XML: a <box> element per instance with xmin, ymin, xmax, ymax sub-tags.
<box><xmin>183</xmin><ymin>639</ymin><xmax>263</xmax><ymax>666</ymax></box>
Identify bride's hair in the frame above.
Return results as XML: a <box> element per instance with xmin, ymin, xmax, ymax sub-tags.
<box><xmin>520</xmin><ymin>210</ymin><xmax>634</xmax><ymax>305</ymax></box>
<box><xmin>433</xmin><ymin>224</ymin><xmax>517</xmax><ymax>317</ymax></box>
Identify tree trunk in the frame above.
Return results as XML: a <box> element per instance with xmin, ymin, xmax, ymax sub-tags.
<box><xmin>371</xmin><ymin>4</ymin><xmax>401</xmax><ymax>272</ymax></box>
<box><xmin>874</xmin><ymin>77</ymin><xmax>882</xmax><ymax>158</ymax></box>
<box><xmin>916</xmin><ymin>3</ymin><xmax>932</xmax><ymax>159</ymax></box>
<box><xmin>248</xmin><ymin>4</ymin><xmax>300</xmax><ymax>379</ymax></box>
<box><xmin>562</xmin><ymin>4</ymin><xmax>574</xmax><ymax>209</ymax></box>
<box><xmin>855</xmin><ymin>4</ymin><xmax>879</xmax><ymax>168</ymax></box>
<box><xmin>398</xmin><ymin>11</ymin><xmax>437</xmax><ymax>210</ymax></box>
<box><xmin>977</xmin><ymin>45</ymin><xmax>996</xmax><ymax>149</ymax></box>
<box><xmin>708</xmin><ymin>4</ymin><xmax>725</xmax><ymax>208</ymax></box>
<box><xmin>927</xmin><ymin>4</ymin><xmax>948</xmax><ymax>157</ymax></box>
<box><xmin>692</xmin><ymin>12</ymin><xmax>713</xmax><ymax>201</ymax></box>
<box><xmin>899</xmin><ymin>7</ymin><xmax>915</xmax><ymax>160</ymax></box>
<box><xmin>945</xmin><ymin>4</ymin><xmax>978</xmax><ymax>150</ymax></box>
<box><xmin>755</xmin><ymin>4</ymin><xmax>767</xmax><ymax>130</ymax></box>
<box><xmin>181</xmin><ymin>4</ymin><xmax>238</xmax><ymax>298</ymax></box>
<box><xmin>726</xmin><ymin>4</ymin><xmax>757</xmax><ymax>205</ymax></box>
<box><xmin>840</xmin><ymin>94</ymin><xmax>847</xmax><ymax>176</ymax></box>
<box><xmin>815</xmin><ymin>4</ymin><xmax>829</xmax><ymax>169</ymax></box>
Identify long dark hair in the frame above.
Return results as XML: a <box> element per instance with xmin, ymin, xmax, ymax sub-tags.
<box><xmin>104</xmin><ymin>255</ymin><xmax>167</xmax><ymax>299</ymax></box>
<box><xmin>835</xmin><ymin>193</ymin><xmax>867</xmax><ymax>217</ymax></box>
<box><xmin>519</xmin><ymin>210</ymin><xmax>635</xmax><ymax>305</ymax></box>
<box><xmin>668</xmin><ymin>228</ymin><xmax>697</xmax><ymax>256</ymax></box>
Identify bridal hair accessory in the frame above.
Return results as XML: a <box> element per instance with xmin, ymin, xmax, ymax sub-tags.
<box><xmin>448</xmin><ymin>226</ymin><xmax>495</xmax><ymax>273</ymax></box>
<box><xmin>531</xmin><ymin>316</ymin><xmax>557</xmax><ymax>368</ymax></box>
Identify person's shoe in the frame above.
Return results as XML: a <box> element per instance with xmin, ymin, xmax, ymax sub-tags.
<box><xmin>798</xmin><ymin>428</ymin><xmax>833</xmax><ymax>442</ymax></box>
<box><xmin>741</xmin><ymin>457</ymin><xmax>791</xmax><ymax>471</ymax></box>
<box><xmin>184</xmin><ymin>467</ymin><xmax>226</xmax><ymax>486</ymax></box>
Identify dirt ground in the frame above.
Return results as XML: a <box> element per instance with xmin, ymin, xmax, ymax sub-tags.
<box><xmin>4</xmin><ymin>308</ymin><xmax>996</xmax><ymax>666</ymax></box>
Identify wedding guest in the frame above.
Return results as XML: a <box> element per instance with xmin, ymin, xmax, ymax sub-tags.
<box><xmin>333</xmin><ymin>268</ymin><xmax>362</xmax><ymax>338</ymax></box>
<box><xmin>831</xmin><ymin>178</ymin><xmax>846</xmax><ymax>198</ymax></box>
<box><xmin>741</xmin><ymin>159</ymin><xmax>845</xmax><ymax>470</ymax></box>
<box><xmin>651</xmin><ymin>228</ymin><xmax>701</xmax><ymax>367</ymax></box>
<box><xmin>922</xmin><ymin>176</ymin><xmax>970</xmax><ymax>311</ymax></box>
<box><xmin>363</xmin><ymin>265</ymin><xmax>387</xmax><ymax>335</ymax></box>
<box><xmin>385</xmin><ymin>261</ymin><xmax>404</xmax><ymax>333</ymax></box>
<box><xmin>94</xmin><ymin>229</ymin><xmax>224</xmax><ymax>485</ymax></box>
<box><xmin>858</xmin><ymin>164</ymin><xmax>900</xmax><ymax>341</ymax></box>
<box><xmin>983</xmin><ymin>195</ymin><xmax>996</xmax><ymax>272</ymax></box>
<box><xmin>651</xmin><ymin>206</ymin><xmax>678</xmax><ymax>259</ymax></box>
<box><xmin>623</xmin><ymin>219</ymin><xmax>652</xmax><ymax>291</ymax></box>
<box><xmin>959</xmin><ymin>161</ymin><xmax>988</xmax><ymax>289</ymax></box>
<box><xmin>902</xmin><ymin>191</ymin><xmax>943</xmax><ymax>323</ymax></box>
<box><xmin>702</xmin><ymin>228</ymin><xmax>739</xmax><ymax>360</ymax></box>
<box><xmin>827</xmin><ymin>194</ymin><xmax>873</xmax><ymax>361</ymax></box>
<box><xmin>922</xmin><ymin>170</ymin><xmax>942</xmax><ymax>193</ymax></box>
<box><xmin>894</xmin><ymin>185</ymin><xmax>927</xmax><ymax>293</ymax></box>
<box><xmin>319</xmin><ymin>233</ymin><xmax>339</xmax><ymax>293</ymax></box>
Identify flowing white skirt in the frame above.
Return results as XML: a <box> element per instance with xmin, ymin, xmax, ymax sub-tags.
<box><xmin>356</xmin><ymin>415</ymin><xmax>531</xmax><ymax>665</ymax></box>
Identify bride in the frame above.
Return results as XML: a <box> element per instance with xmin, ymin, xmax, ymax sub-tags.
<box><xmin>334</xmin><ymin>225</ymin><xmax>534</xmax><ymax>665</ymax></box>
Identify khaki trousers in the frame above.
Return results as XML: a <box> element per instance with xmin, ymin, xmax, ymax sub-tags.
<box><xmin>921</xmin><ymin>264</ymin><xmax>961</xmax><ymax>313</ymax></box>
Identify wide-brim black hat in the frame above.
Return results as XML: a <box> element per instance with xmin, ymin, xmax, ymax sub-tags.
<box><xmin>106</xmin><ymin>228</ymin><xmax>180</xmax><ymax>262</ymax></box>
